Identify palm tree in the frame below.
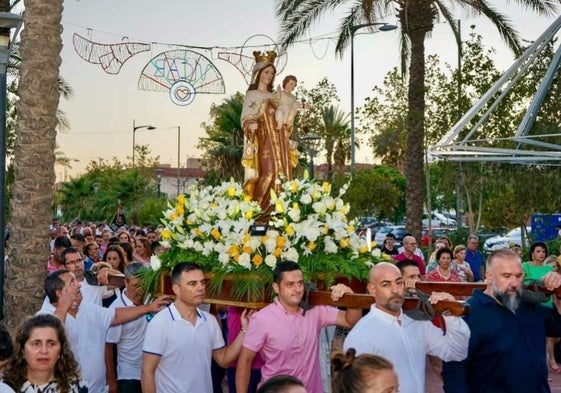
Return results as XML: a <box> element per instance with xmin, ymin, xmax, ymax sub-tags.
<box><xmin>275</xmin><ymin>0</ymin><xmax>556</xmax><ymax>238</ymax></box>
<box><xmin>5</xmin><ymin>0</ymin><xmax>63</xmax><ymax>328</ymax></box>
<box><xmin>321</xmin><ymin>105</ymin><xmax>350</xmax><ymax>179</ymax></box>
<box><xmin>198</xmin><ymin>93</ymin><xmax>245</xmax><ymax>182</ymax></box>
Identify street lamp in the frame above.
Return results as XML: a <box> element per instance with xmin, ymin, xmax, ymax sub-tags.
<box><xmin>301</xmin><ymin>133</ymin><xmax>321</xmax><ymax>179</ymax></box>
<box><xmin>154</xmin><ymin>168</ymin><xmax>164</xmax><ymax>198</ymax></box>
<box><xmin>132</xmin><ymin>119</ymin><xmax>155</xmax><ymax>167</ymax></box>
<box><xmin>0</xmin><ymin>11</ymin><xmax>23</xmax><ymax>320</ymax></box>
<box><xmin>350</xmin><ymin>22</ymin><xmax>397</xmax><ymax>173</ymax></box>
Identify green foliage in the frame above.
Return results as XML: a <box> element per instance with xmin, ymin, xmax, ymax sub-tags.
<box><xmin>357</xmin><ymin>27</ymin><xmax>561</xmax><ymax>230</ymax></box>
<box><xmin>341</xmin><ymin>166</ymin><xmax>406</xmax><ymax>221</ymax></box>
<box><xmin>58</xmin><ymin>153</ymin><xmax>164</xmax><ymax>225</ymax></box>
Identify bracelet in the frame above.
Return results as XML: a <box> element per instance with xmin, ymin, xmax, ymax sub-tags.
<box><xmin>241</xmin><ymin>327</ymin><xmax>247</xmax><ymax>334</ymax></box>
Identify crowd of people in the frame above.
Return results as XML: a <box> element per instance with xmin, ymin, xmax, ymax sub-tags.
<box><xmin>0</xmin><ymin>216</ymin><xmax>560</xmax><ymax>392</ymax></box>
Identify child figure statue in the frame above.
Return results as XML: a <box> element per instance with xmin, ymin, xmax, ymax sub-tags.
<box><xmin>275</xmin><ymin>75</ymin><xmax>309</xmax><ymax>132</ymax></box>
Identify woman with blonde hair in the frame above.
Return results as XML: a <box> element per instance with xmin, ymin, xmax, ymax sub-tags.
<box><xmin>452</xmin><ymin>245</ymin><xmax>474</xmax><ymax>282</ymax></box>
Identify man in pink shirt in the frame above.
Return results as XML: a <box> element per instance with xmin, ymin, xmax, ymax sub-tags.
<box><xmin>235</xmin><ymin>261</ymin><xmax>362</xmax><ymax>393</ymax></box>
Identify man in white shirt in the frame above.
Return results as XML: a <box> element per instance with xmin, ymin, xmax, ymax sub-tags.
<box><xmin>141</xmin><ymin>262</ymin><xmax>250</xmax><ymax>393</ymax></box>
<box><xmin>38</xmin><ymin>270</ymin><xmax>170</xmax><ymax>393</ymax></box>
<box><xmin>106</xmin><ymin>263</ymin><xmax>148</xmax><ymax>393</ymax></box>
<box><xmin>344</xmin><ymin>262</ymin><xmax>470</xmax><ymax>393</ymax></box>
<box><xmin>60</xmin><ymin>247</ymin><xmax>114</xmax><ymax>305</ymax></box>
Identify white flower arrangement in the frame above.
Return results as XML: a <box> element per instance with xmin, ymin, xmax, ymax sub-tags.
<box><xmin>139</xmin><ymin>177</ymin><xmax>389</xmax><ymax>297</ymax></box>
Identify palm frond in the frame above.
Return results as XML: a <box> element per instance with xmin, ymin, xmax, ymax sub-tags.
<box><xmin>464</xmin><ymin>0</ymin><xmax>522</xmax><ymax>55</ymax></box>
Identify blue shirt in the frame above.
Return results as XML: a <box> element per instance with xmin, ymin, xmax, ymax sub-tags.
<box><xmin>442</xmin><ymin>290</ymin><xmax>561</xmax><ymax>393</ymax></box>
<box><xmin>465</xmin><ymin>249</ymin><xmax>484</xmax><ymax>281</ymax></box>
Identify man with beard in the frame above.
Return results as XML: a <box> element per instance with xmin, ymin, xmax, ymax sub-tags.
<box><xmin>442</xmin><ymin>248</ymin><xmax>561</xmax><ymax>393</ymax></box>
<box><xmin>344</xmin><ymin>262</ymin><xmax>470</xmax><ymax>393</ymax></box>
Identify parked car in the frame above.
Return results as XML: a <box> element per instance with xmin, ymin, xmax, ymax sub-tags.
<box><xmin>483</xmin><ymin>226</ymin><xmax>532</xmax><ymax>253</ymax></box>
<box><xmin>422</xmin><ymin>212</ymin><xmax>457</xmax><ymax>227</ymax></box>
<box><xmin>357</xmin><ymin>221</ymin><xmax>393</xmax><ymax>239</ymax></box>
<box><xmin>421</xmin><ymin>227</ymin><xmax>453</xmax><ymax>247</ymax></box>
<box><xmin>374</xmin><ymin>225</ymin><xmax>407</xmax><ymax>248</ymax></box>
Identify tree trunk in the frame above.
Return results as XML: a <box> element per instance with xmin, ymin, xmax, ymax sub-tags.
<box><xmin>402</xmin><ymin>2</ymin><xmax>433</xmax><ymax>241</ymax></box>
<box><xmin>5</xmin><ymin>0</ymin><xmax>62</xmax><ymax>328</ymax></box>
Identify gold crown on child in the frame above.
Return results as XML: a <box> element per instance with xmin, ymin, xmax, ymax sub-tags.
<box><xmin>253</xmin><ymin>50</ymin><xmax>277</xmax><ymax>64</ymax></box>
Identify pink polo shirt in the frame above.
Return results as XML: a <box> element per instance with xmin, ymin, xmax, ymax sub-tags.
<box><xmin>242</xmin><ymin>298</ymin><xmax>339</xmax><ymax>393</ymax></box>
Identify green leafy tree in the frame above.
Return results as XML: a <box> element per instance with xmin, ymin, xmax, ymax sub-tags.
<box><xmin>335</xmin><ymin>166</ymin><xmax>405</xmax><ymax>221</ymax></box>
<box><xmin>198</xmin><ymin>92</ymin><xmax>245</xmax><ymax>182</ymax></box>
<box><xmin>276</xmin><ymin>0</ymin><xmax>556</xmax><ymax>240</ymax></box>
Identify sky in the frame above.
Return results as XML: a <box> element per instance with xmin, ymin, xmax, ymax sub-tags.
<box><xmin>55</xmin><ymin>0</ymin><xmax>560</xmax><ymax>181</ymax></box>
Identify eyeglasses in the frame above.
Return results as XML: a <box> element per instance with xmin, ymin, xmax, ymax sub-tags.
<box><xmin>64</xmin><ymin>258</ymin><xmax>83</xmax><ymax>265</ymax></box>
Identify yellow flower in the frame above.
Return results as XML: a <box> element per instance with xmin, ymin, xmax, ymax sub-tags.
<box><xmin>322</xmin><ymin>225</ymin><xmax>329</xmax><ymax>234</ymax></box>
<box><xmin>292</xmin><ymin>202</ymin><xmax>300</xmax><ymax>210</ymax></box>
<box><xmin>322</xmin><ymin>182</ymin><xmax>331</xmax><ymax>194</ymax></box>
<box><xmin>359</xmin><ymin>245</ymin><xmax>368</xmax><ymax>253</ymax></box>
<box><xmin>308</xmin><ymin>241</ymin><xmax>316</xmax><ymax>251</ymax></box>
<box><xmin>290</xmin><ymin>180</ymin><xmax>299</xmax><ymax>193</ymax></box>
<box><xmin>176</xmin><ymin>204</ymin><xmax>184</xmax><ymax>216</ymax></box>
<box><xmin>311</xmin><ymin>189</ymin><xmax>319</xmax><ymax>200</ymax></box>
<box><xmin>285</xmin><ymin>225</ymin><xmax>295</xmax><ymax>236</ymax></box>
<box><xmin>252</xmin><ymin>254</ymin><xmax>263</xmax><ymax>266</ymax></box>
<box><xmin>243</xmin><ymin>234</ymin><xmax>251</xmax><ymax>244</ymax></box>
<box><xmin>186</xmin><ymin>219</ymin><xmax>193</xmax><ymax>225</ymax></box>
<box><xmin>275</xmin><ymin>200</ymin><xmax>285</xmax><ymax>213</ymax></box>
<box><xmin>243</xmin><ymin>194</ymin><xmax>251</xmax><ymax>202</ymax></box>
<box><xmin>211</xmin><ymin>228</ymin><xmax>221</xmax><ymax>240</ymax></box>
<box><xmin>243</xmin><ymin>245</ymin><xmax>252</xmax><ymax>254</ymax></box>
<box><xmin>227</xmin><ymin>245</ymin><xmax>239</xmax><ymax>257</ymax></box>
<box><xmin>195</xmin><ymin>228</ymin><xmax>202</xmax><ymax>237</ymax></box>
<box><xmin>227</xmin><ymin>186</ymin><xmax>236</xmax><ymax>197</ymax></box>
<box><xmin>176</xmin><ymin>194</ymin><xmax>185</xmax><ymax>205</ymax></box>
<box><xmin>327</xmin><ymin>201</ymin><xmax>335</xmax><ymax>211</ymax></box>
<box><xmin>382</xmin><ymin>253</ymin><xmax>392</xmax><ymax>261</ymax></box>
<box><xmin>273</xmin><ymin>247</ymin><xmax>282</xmax><ymax>257</ymax></box>
<box><xmin>161</xmin><ymin>229</ymin><xmax>172</xmax><ymax>239</ymax></box>
<box><xmin>277</xmin><ymin>236</ymin><xmax>286</xmax><ymax>248</ymax></box>
<box><xmin>270</xmin><ymin>189</ymin><xmax>278</xmax><ymax>203</ymax></box>
<box><xmin>339</xmin><ymin>238</ymin><xmax>350</xmax><ymax>248</ymax></box>
<box><xmin>347</xmin><ymin>225</ymin><xmax>355</xmax><ymax>234</ymax></box>
<box><xmin>245</xmin><ymin>210</ymin><xmax>254</xmax><ymax>219</ymax></box>
<box><xmin>169</xmin><ymin>212</ymin><xmax>177</xmax><ymax>221</ymax></box>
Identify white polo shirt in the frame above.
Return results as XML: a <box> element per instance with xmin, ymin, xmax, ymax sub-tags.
<box><xmin>80</xmin><ymin>279</ymin><xmax>115</xmax><ymax>306</ymax></box>
<box><xmin>143</xmin><ymin>303</ymin><xmax>224</xmax><ymax>393</ymax></box>
<box><xmin>38</xmin><ymin>301</ymin><xmax>115</xmax><ymax>393</ymax></box>
<box><xmin>106</xmin><ymin>290</ymin><xmax>147</xmax><ymax>380</ymax></box>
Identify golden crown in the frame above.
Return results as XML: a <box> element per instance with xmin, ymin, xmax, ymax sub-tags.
<box><xmin>253</xmin><ymin>50</ymin><xmax>277</xmax><ymax>64</ymax></box>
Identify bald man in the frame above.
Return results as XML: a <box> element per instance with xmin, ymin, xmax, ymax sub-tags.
<box><xmin>443</xmin><ymin>249</ymin><xmax>561</xmax><ymax>393</ymax></box>
<box><xmin>344</xmin><ymin>262</ymin><xmax>470</xmax><ymax>393</ymax></box>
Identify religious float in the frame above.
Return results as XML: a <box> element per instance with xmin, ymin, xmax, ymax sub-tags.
<box><xmin>134</xmin><ymin>50</ymin><xmax>471</xmax><ymax>316</ymax></box>
<box><xmin>138</xmin><ymin>177</ymin><xmax>389</xmax><ymax>307</ymax></box>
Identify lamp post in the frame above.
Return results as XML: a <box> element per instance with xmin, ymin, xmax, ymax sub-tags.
<box><xmin>0</xmin><ymin>11</ymin><xmax>23</xmax><ymax>320</ymax></box>
<box><xmin>132</xmin><ymin>119</ymin><xmax>155</xmax><ymax>167</ymax></box>
<box><xmin>350</xmin><ymin>22</ymin><xmax>397</xmax><ymax>173</ymax></box>
<box><xmin>301</xmin><ymin>133</ymin><xmax>321</xmax><ymax>179</ymax></box>
<box><xmin>176</xmin><ymin>126</ymin><xmax>181</xmax><ymax>196</ymax></box>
